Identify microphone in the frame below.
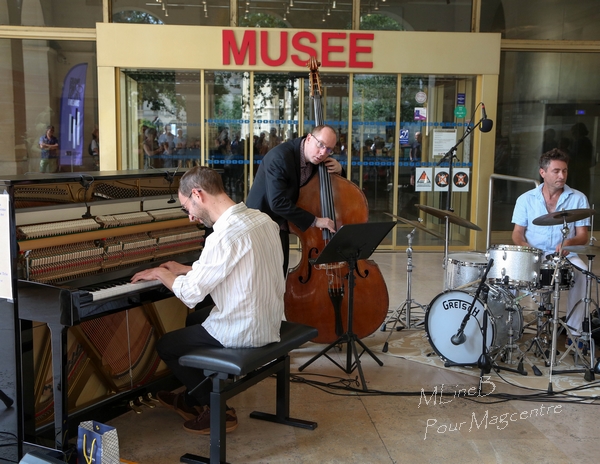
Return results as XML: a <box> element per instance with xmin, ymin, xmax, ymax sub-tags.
<box><xmin>479</xmin><ymin>103</ymin><xmax>494</xmax><ymax>133</ymax></box>
<box><xmin>451</xmin><ymin>329</ymin><xmax>466</xmax><ymax>346</ymax></box>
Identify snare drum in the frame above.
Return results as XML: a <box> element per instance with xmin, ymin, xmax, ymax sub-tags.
<box><xmin>486</xmin><ymin>245</ymin><xmax>543</xmax><ymax>288</ymax></box>
<box><xmin>445</xmin><ymin>252</ymin><xmax>488</xmax><ymax>290</ymax></box>
<box><xmin>425</xmin><ymin>285</ymin><xmax>523</xmax><ymax>365</ymax></box>
<box><xmin>539</xmin><ymin>261</ymin><xmax>574</xmax><ymax>290</ymax></box>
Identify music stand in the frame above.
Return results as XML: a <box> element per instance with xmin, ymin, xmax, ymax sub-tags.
<box><xmin>298</xmin><ymin>221</ymin><xmax>396</xmax><ymax>391</ymax></box>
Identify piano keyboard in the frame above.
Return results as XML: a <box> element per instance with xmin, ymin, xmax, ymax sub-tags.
<box><xmin>84</xmin><ymin>278</ymin><xmax>163</xmax><ymax>302</ymax></box>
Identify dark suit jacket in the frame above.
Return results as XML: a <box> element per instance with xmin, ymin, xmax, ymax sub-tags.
<box><xmin>246</xmin><ymin>137</ymin><xmax>316</xmax><ymax>232</ymax></box>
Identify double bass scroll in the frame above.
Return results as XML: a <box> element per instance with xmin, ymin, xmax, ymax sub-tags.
<box><xmin>284</xmin><ymin>57</ymin><xmax>389</xmax><ymax>344</ymax></box>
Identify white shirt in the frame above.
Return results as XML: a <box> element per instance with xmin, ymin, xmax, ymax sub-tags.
<box><xmin>172</xmin><ymin>202</ymin><xmax>285</xmax><ymax>348</ymax></box>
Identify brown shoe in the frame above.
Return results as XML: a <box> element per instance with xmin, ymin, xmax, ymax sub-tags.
<box><xmin>182</xmin><ymin>406</ymin><xmax>238</xmax><ymax>435</ymax></box>
<box><xmin>156</xmin><ymin>390</ymin><xmax>198</xmax><ymax>421</ymax></box>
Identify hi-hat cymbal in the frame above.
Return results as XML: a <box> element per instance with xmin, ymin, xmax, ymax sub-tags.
<box><xmin>562</xmin><ymin>245</ymin><xmax>600</xmax><ymax>256</ymax></box>
<box><xmin>384</xmin><ymin>212</ymin><xmax>444</xmax><ymax>239</ymax></box>
<box><xmin>415</xmin><ymin>204</ymin><xmax>482</xmax><ymax>231</ymax></box>
<box><xmin>532</xmin><ymin>208</ymin><xmax>596</xmax><ymax>226</ymax></box>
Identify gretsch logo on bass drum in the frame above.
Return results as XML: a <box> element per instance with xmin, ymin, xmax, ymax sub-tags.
<box><xmin>442</xmin><ymin>299</ymin><xmax>471</xmax><ymax>311</ymax></box>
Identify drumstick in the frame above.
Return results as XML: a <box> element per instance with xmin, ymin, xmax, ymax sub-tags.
<box><xmin>454</xmin><ymin>279</ymin><xmax>480</xmax><ymax>290</ymax></box>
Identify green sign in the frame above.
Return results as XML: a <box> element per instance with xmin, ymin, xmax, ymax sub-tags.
<box><xmin>454</xmin><ymin>105</ymin><xmax>467</xmax><ymax>118</ymax></box>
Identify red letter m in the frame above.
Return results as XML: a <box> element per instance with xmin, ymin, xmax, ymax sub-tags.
<box><xmin>223</xmin><ymin>30</ymin><xmax>257</xmax><ymax>65</ymax></box>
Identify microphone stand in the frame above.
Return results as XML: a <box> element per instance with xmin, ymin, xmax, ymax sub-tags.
<box><xmin>437</xmin><ymin>114</ymin><xmax>488</xmax><ymax>275</ymax></box>
<box><xmin>450</xmin><ymin>259</ymin><xmax>494</xmax><ymax>346</ymax></box>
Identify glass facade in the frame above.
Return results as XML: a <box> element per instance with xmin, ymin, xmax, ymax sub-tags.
<box><xmin>481</xmin><ymin>0</ymin><xmax>600</xmax><ymax>40</ymax></box>
<box><xmin>0</xmin><ymin>0</ymin><xmax>103</xmax><ymax>27</ymax></box>
<box><xmin>121</xmin><ymin>69</ymin><xmax>201</xmax><ymax>171</ymax></box>
<box><xmin>238</xmin><ymin>1</ymin><xmax>352</xmax><ymax>29</ymax></box>
<box><xmin>491</xmin><ymin>50</ymin><xmax>600</xmax><ymax>242</ymax></box>
<box><xmin>112</xmin><ymin>0</ymin><xmax>230</xmax><ymax>26</ymax></box>
<box><xmin>359</xmin><ymin>0</ymin><xmax>472</xmax><ymax>32</ymax></box>
<box><xmin>0</xmin><ymin>38</ymin><xmax>98</xmax><ymax>175</ymax></box>
<box><xmin>0</xmin><ymin>0</ymin><xmax>597</xmax><ymax>247</ymax></box>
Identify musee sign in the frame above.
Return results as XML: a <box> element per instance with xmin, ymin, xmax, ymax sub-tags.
<box><xmin>222</xmin><ymin>30</ymin><xmax>374</xmax><ymax>68</ymax></box>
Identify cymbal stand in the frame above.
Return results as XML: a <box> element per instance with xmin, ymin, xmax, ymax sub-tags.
<box><xmin>382</xmin><ymin>227</ymin><xmax>427</xmax><ymax>352</ymax></box>
<box><xmin>546</xmin><ymin>219</ymin><xmax>594</xmax><ymax>389</ymax></box>
<box><xmin>553</xmin><ymin>252</ymin><xmax>599</xmax><ymax>380</ymax></box>
<box><xmin>442</xmin><ymin>216</ymin><xmax>450</xmax><ymax>289</ymax></box>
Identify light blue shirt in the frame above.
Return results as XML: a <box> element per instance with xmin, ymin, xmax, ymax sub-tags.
<box><xmin>512</xmin><ymin>183</ymin><xmax>590</xmax><ymax>257</ymax></box>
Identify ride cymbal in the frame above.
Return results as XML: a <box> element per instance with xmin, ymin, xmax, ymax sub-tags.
<box><xmin>532</xmin><ymin>208</ymin><xmax>596</xmax><ymax>226</ymax></box>
<box><xmin>415</xmin><ymin>204</ymin><xmax>482</xmax><ymax>231</ymax></box>
<box><xmin>384</xmin><ymin>212</ymin><xmax>444</xmax><ymax>239</ymax></box>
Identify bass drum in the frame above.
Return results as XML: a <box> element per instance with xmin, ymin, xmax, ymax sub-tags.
<box><xmin>425</xmin><ymin>286</ymin><xmax>523</xmax><ymax>365</ymax></box>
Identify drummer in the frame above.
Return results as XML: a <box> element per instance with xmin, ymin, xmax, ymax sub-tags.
<box><xmin>511</xmin><ymin>148</ymin><xmax>590</xmax><ymax>342</ymax></box>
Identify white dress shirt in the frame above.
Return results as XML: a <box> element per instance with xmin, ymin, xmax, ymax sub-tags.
<box><xmin>172</xmin><ymin>202</ymin><xmax>285</xmax><ymax>347</ymax></box>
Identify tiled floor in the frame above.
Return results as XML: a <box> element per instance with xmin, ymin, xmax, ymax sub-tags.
<box><xmin>109</xmin><ymin>251</ymin><xmax>600</xmax><ymax>463</ymax></box>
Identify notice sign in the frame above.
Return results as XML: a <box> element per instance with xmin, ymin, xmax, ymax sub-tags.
<box><xmin>434</xmin><ymin>168</ymin><xmax>450</xmax><ymax>191</ymax></box>
<box><xmin>453</xmin><ymin>169</ymin><xmax>470</xmax><ymax>192</ymax></box>
<box><xmin>414</xmin><ymin>107</ymin><xmax>427</xmax><ymax>121</ymax></box>
<box><xmin>415</xmin><ymin>168</ymin><xmax>433</xmax><ymax>192</ymax></box>
<box><xmin>0</xmin><ymin>194</ymin><xmax>12</xmax><ymax>299</ymax></box>
<box><xmin>432</xmin><ymin>129</ymin><xmax>457</xmax><ymax>159</ymax></box>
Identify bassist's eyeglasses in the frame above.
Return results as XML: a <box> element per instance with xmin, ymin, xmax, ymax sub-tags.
<box><xmin>311</xmin><ymin>134</ymin><xmax>334</xmax><ymax>155</ymax></box>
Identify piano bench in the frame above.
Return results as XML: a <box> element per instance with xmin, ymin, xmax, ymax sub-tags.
<box><xmin>178</xmin><ymin>321</ymin><xmax>318</xmax><ymax>464</ymax></box>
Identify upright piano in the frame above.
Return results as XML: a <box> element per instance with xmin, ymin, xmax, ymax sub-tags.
<box><xmin>1</xmin><ymin>170</ymin><xmax>203</xmax><ymax>452</ymax></box>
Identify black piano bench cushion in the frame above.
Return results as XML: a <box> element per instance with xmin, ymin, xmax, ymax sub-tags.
<box><xmin>178</xmin><ymin>321</ymin><xmax>317</xmax><ymax>376</ymax></box>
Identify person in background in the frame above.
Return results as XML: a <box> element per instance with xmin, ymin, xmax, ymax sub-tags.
<box><xmin>159</xmin><ymin>124</ymin><xmax>175</xmax><ymax>168</ymax></box>
<box><xmin>90</xmin><ymin>127</ymin><xmax>100</xmax><ymax>170</ymax></box>
<box><xmin>131</xmin><ymin>166</ymin><xmax>284</xmax><ymax>434</ymax></box>
<box><xmin>174</xmin><ymin>128</ymin><xmax>187</xmax><ymax>168</ymax></box>
<box><xmin>39</xmin><ymin>125</ymin><xmax>59</xmax><ymax>173</ymax></box>
<box><xmin>143</xmin><ymin>127</ymin><xmax>162</xmax><ymax>169</ymax></box>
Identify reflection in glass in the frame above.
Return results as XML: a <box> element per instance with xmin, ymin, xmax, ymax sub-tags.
<box><xmin>351</xmin><ymin>74</ymin><xmax>397</xmax><ymax>222</ymax></box>
<box><xmin>0</xmin><ymin>39</ymin><xmax>97</xmax><ymax>175</ymax></box>
<box><xmin>112</xmin><ymin>0</ymin><xmax>229</xmax><ymax>26</ymax></box>
<box><xmin>4</xmin><ymin>0</ymin><xmax>102</xmax><ymax>27</ymax></box>
<box><xmin>481</xmin><ymin>0</ymin><xmax>600</xmax><ymax>40</ymax></box>
<box><xmin>238</xmin><ymin>1</ymin><xmax>351</xmax><ymax>30</ymax></box>
<box><xmin>206</xmin><ymin>71</ymin><xmax>248</xmax><ymax>200</ymax></box>
<box><xmin>358</xmin><ymin>0</ymin><xmax>471</xmax><ymax>32</ymax></box>
<box><xmin>121</xmin><ymin>70</ymin><xmax>200</xmax><ymax>171</ymax></box>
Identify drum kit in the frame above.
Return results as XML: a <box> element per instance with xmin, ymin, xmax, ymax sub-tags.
<box><xmin>382</xmin><ymin>204</ymin><xmax>600</xmax><ymax>385</ymax></box>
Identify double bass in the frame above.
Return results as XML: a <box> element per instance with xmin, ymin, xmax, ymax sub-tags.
<box><xmin>284</xmin><ymin>58</ymin><xmax>389</xmax><ymax>344</ymax></box>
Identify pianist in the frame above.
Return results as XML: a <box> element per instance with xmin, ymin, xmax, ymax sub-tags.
<box><xmin>131</xmin><ymin>166</ymin><xmax>284</xmax><ymax>434</ymax></box>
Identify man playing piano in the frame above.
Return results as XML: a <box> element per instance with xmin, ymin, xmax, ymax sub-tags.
<box><xmin>131</xmin><ymin>166</ymin><xmax>284</xmax><ymax>434</ymax></box>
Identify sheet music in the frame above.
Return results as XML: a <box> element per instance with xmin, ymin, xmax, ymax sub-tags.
<box><xmin>0</xmin><ymin>194</ymin><xmax>13</xmax><ymax>300</ymax></box>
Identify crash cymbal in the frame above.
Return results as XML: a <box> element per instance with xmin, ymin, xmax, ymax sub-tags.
<box><xmin>562</xmin><ymin>245</ymin><xmax>600</xmax><ymax>256</ymax></box>
<box><xmin>532</xmin><ymin>208</ymin><xmax>596</xmax><ymax>226</ymax></box>
<box><xmin>415</xmin><ymin>204</ymin><xmax>482</xmax><ymax>231</ymax></box>
<box><xmin>384</xmin><ymin>212</ymin><xmax>444</xmax><ymax>239</ymax></box>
